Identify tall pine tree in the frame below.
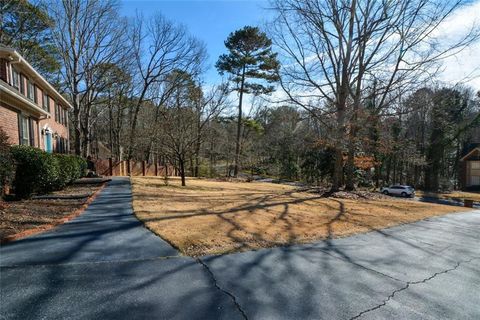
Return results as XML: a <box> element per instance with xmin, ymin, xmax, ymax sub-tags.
<box><xmin>216</xmin><ymin>26</ymin><xmax>279</xmax><ymax>177</ymax></box>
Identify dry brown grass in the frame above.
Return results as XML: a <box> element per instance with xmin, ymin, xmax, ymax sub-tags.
<box><xmin>132</xmin><ymin>177</ymin><xmax>469</xmax><ymax>256</ymax></box>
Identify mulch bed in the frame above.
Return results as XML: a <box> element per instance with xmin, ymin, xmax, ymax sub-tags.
<box><xmin>300</xmin><ymin>186</ymin><xmax>391</xmax><ymax>200</ymax></box>
<box><xmin>0</xmin><ymin>183</ymin><xmax>105</xmax><ymax>244</ymax></box>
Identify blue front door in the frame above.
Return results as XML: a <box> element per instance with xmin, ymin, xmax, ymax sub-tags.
<box><xmin>45</xmin><ymin>132</ymin><xmax>52</xmax><ymax>153</ymax></box>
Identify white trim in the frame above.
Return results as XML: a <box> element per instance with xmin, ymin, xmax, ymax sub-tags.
<box><xmin>0</xmin><ymin>80</ymin><xmax>49</xmax><ymax>117</ymax></box>
<box><xmin>0</xmin><ymin>45</ymin><xmax>73</xmax><ymax>110</ymax></box>
<box><xmin>460</xmin><ymin>147</ymin><xmax>480</xmax><ymax>161</ymax></box>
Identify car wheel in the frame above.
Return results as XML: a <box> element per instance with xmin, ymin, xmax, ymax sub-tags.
<box><xmin>382</xmin><ymin>190</ymin><xmax>389</xmax><ymax>195</ymax></box>
<box><xmin>401</xmin><ymin>192</ymin><xmax>407</xmax><ymax>197</ymax></box>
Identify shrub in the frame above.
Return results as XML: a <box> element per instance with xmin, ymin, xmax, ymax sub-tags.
<box><xmin>53</xmin><ymin>154</ymin><xmax>87</xmax><ymax>188</ymax></box>
<box><xmin>0</xmin><ymin>129</ymin><xmax>14</xmax><ymax>196</ymax></box>
<box><xmin>75</xmin><ymin>156</ymin><xmax>87</xmax><ymax>178</ymax></box>
<box><xmin>53</xmin><ymin>154</ymin><xmax>74</xmax><ymax>189</ymax></box>
<box><xmin>10</xmin><ymin>146</ymin><xmax>60</xmax><ymax>198</ymax></box>
<box><xmin>10</xmin><ymin>145</ymin><xmax>87</xmax><ymax>198</ymax></box>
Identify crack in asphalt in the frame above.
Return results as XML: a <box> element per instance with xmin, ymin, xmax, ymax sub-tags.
<box><xmin>349</xmin><ymin>257</ymin><xmax>479</xmax><ymax>320</ymax></box>
<box><xmin>318</xmin><ymin>248</ymin><xmax>405</xmax><ymax>283</ymax></box>
<box><xmin>196</xmin><ymin>258</ymin><xmax>248</xmax><ymax>320</ymax></box>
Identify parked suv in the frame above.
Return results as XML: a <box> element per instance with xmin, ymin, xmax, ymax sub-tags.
<box><xmin>380</xmin><ymin>185</ymin><xmax>415</xmax><ymax>197</ymax></box>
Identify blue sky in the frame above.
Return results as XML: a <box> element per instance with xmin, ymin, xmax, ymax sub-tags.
<box><xmin>120</xmin><ymin>0</ymin><xmax>271</xmax><ymax>84</ymax></box>
<box><xmin>120</xmin><ymin>0</ymin><xmax>480</xmax><ymax>90</ymax></box>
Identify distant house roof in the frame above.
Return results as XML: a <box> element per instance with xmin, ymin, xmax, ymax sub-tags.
<box><xmin>0</xmin><ymin>45</ymin><xmax>73</xmax><ymax>110</ymax></box>
<box><xmin>461</xmin><ymin>147</ymin><xmax>480</xmax><ymax>161</ymax></box>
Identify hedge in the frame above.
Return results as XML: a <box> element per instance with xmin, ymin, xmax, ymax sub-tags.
<box><xmin>10</xmin><ymin>145</ymin><xmax>86</xmax><ymax>198</ymax></box>
<box><xmin>0</xmin><ymin>129</ymin><xmax>14</xmax><ymax>195</ymax></box>
<box><xmin>54</xmin><ymin>154</ymin><xmax>87</xmax><ymax>189</ymax></box>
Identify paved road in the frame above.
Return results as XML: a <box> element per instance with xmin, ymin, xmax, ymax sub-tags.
<box><xmin>1</xmin><ymin>178</ymin><xmax>479</xmax><ymax>319</ymax></box>
<box><xmin>0</xmin><ymin>178</ymin><xmax>242</xmax><ymax>320</ymax></box>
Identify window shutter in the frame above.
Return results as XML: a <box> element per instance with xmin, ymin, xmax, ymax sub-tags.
<box><xmin>18</xmin><ymin>113</ymin><xmax>23</xmax><ymax>144</ymax></box>
<box><xmin>28</xmin><ymin>119</ymin><xmax>35</xmax><ymax>146</ymax></box>
<box><xmin>33</xmin><ymin>84</ymin><xmax>38</xmax><ymax>103</ymax></box>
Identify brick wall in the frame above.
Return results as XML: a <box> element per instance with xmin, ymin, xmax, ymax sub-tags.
<box><xmin>0</xmin><ymin>103</ymin><xmax>19</xmax><ymax>145</ymax></box>
<box><xmin>38</xmin><ymin>97</ymin><xmax>69</xmax><ymax>152</ymax></box>
<box><xmin>1</xmin><ymin>57</ymin><xmax>69</xmax><ymax>152</ymax></box>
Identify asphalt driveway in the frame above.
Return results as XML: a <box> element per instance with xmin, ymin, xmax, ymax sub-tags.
<box><xmin>1</xmin><ymin>177</ymin><xmax>479</xmax><ymax>319</ymax></box>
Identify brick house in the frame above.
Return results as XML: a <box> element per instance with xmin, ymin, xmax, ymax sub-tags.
<box><xmin>0</xmin><ymin>46</ymin><xmax>71</xmax><ymax>153</ymax></box>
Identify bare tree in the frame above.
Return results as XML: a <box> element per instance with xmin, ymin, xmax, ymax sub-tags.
<box><xmin>271</xmin><ymin>0</ymin><xmax>480</xmax><ymax>190</ymax></box>
<box><xmin>127</xmin><ymin>13</ymin><xmax>206</xmax><ymax>160</ymax></box>
<box><xmin>191</xmin><ymin>82</ymin><xmax>230</xmax><ymax>176</ymax></box>
<box><xmin>89</xmin><ymin>62</ymin><xmax>133</xmax><ymax>160</ymax></box>
<box><xmin>47</xmin><ymin>0</ymin><xmax>127</xmax><ymax>156</ymax></box>
<box><xmin>155</xmin><ymin>71</ymin><xmax>224</xmax><ymax>186</ymax></box>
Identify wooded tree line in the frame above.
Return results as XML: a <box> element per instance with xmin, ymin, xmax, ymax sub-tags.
<box><xmin>2</xmin><ymin>0</ymin><xmax>479</xmax><ymax>190</ymax></box>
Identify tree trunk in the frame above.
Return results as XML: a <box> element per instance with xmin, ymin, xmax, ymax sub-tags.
<box><xmin>194</xmin><ymin>134</ymin><xmax>201</xmax><ymax>177</ymax></box>
<box><xmin>179</xmin><ymin>157</ymin><xmax>186</xmax><ymax>186</ymax></box>
<box><xmin>345</xmin><ymin>129</ymin><xmax>356</xmax><ymax>191</ymax></box>
<box><xmin>386</xmin><ymin>157</ymin><xmax>392</xmax><ymax>184</ymax></box>
<box><xmin>332</xmin><ymin>100</ymin><xmax>346</xmax><ymax>191</ymax></box>
<box><xmin>108</xmin><ymin>99</ymin><xmax>114</xmax><ymax>159</ymax></box>
<box><xmin>332</xmin><ymin>0</ymin><xmax>356</xmax><ymax>192</ymax></box>
<box><xmin>332</xmin><ymin>148</ymin><xmax>344</xmax><ymax>191</ymax></box>
<box><xmin>73</xmin><ymin>99</ymin><xmax>81</xmax><ymax>156</ymax></box>
<box><xmin>189</xmin><ymin>155</ymin><xmax>194</xmax><ymax>176</ymax></box>
<box><xmin>233</xmin><ymin>66</ymin><xmax>246</xmax><ymax>177</ymax></box>
<box><xmin>127</xmin><ymin>85</ymin><xmax>149</xmax><ymax>160</ymax></box>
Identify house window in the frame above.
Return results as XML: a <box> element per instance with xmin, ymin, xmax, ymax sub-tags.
<box><xmin>27</xmin><ymin>80</ymin><xmax>35</xmax><ymax>101</ymax></box>
<box><xmin>11</xmin><ymin>68</ymin><xmax>20</xmax><ymax>90</ymax></box>
<box><xmin>19</xmin><ymin>74</ymin><xmax>25</xmax><ymax>94</ymax></box>
<box><xmin>471</xmin><ymin>161</ymin><xmax>480</xmax><ymax>170</ymax></box>
<box><xmin>18</xmin><ymin>114</ymin><xmax>33</xmax><ymax>146</ymax></box>
<box><xmin>55</xmin><ymin>136</ymin><xmax>66</xmax><ymax>153</ymax></box>
<box><xmin>57</xmin><ymin>137</ymin><xmax>66</xmax><ymax>153</ymax></box>
<box><xmin>43</xmin><ymin>93</ymin><xmax>50</xmax><ymax>112</ymax></box>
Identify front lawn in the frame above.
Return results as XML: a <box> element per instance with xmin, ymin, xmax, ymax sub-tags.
<box><xmin>132</xmin><ymin>177</ymin><xmax>469</xmax><ymax>256</ymax></box>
